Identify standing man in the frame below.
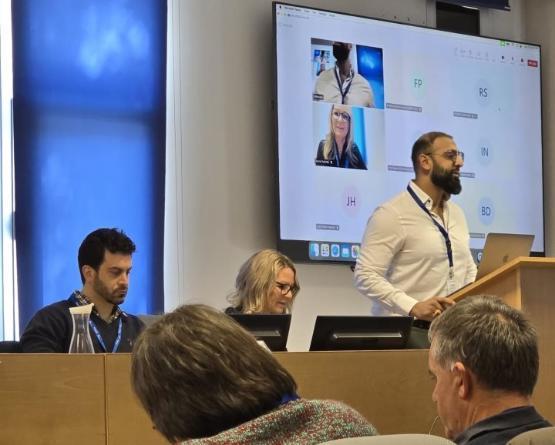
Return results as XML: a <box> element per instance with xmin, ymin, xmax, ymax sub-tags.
<box><xmin>428</xmin><ymin>295</ymin><xmax>551</xmax><ymax>444</ymax></box>
<box><xmin>21</xmin><ymin>228</ymin><xmax>144</xmax><ymax>353</ymax></box>
<box><xmin>354</xmin><ymin>131</ymin><xmax>477</xmax><ymax>347</ymax></box>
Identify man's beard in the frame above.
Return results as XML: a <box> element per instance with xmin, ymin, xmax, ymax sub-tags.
<box><xmin>93</xmin><ymin>276</ymin><xmax>127</xmax><ymax>305</ymax></box>
<box><xmin>431</xmin><ymin>162</ymin><xmax>462</xmax><ymax>195</ymax></box>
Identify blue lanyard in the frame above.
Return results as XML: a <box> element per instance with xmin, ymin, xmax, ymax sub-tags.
<box><xmin>333</xmin><ymin>141</ymin><xmax>350</xmax><ymax>168</ymax></box>
<box><xmin>89</xmin><ymin>318</ymin><xmax>123</xmax><ymax>353</ymax></box>
<box><xmin>279</xmin><ymin>392</ymin><xmax>300</xmax><ymax>406</ymax></box>
<box><xmin>407</xmin><ymin>185</ymin><xmax>454</xmax><ymax>270</ymax></box>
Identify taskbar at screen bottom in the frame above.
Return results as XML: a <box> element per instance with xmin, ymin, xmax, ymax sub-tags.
<box><xmin>278</xmin><ymin>239</ymin><xmax>360</xmax><ymax>263</ymax></box>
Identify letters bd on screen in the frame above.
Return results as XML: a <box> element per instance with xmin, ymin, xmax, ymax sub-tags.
<box><xmin>274</xmin><ymin>2</ymin><xmax>543</xmax><ymax>263</ymax></box>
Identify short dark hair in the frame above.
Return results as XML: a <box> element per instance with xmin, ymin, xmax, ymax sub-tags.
<box><xmin>77</xmin><ymin>228</ymin><xmax>136</xmax><ymax>283</ymax></box>
<box><xmin>411</xmin><ymin>131</ymin><xmax>453</xmax><ymax>170</ymax></box>
<box><xmin>429</xmin><ymin>295</ymin><xmax>539</xmax><ymax>396</ymax></box>
<box><xmin>332</xmin><ymin>42</ymin><xmax>351</xmax><ymax>63</ymax></box>
<box><xmin>131</xmin><ymin>304</ymin><xmax>298</xmax><ymax>443</ymax></box>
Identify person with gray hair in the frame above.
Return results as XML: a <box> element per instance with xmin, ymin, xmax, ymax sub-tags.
<box><xmin>427</xmin><ymin>295</ymin><xmax>551</xmax><ymax>445</ymax></box>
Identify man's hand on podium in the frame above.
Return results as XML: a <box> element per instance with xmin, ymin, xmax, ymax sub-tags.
<box><xmin>409</xmin><ymin>296</ymin><xmax>455</xmax><ymax>322</ymax></box>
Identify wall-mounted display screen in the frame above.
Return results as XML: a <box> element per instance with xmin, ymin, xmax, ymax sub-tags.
<box><xmin>274</xmin><ymin>2</ymin><xmax>543</xmax><ymax>263</ymax></box>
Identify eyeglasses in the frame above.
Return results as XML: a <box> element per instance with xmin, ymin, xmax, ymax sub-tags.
<box><xmin>275</xmin><ymin>282</ymin><xmax>298</xmax><ymax>296</ymax></box>
<box><xmin>332</xmin><ymin>110</ymin><xmax>351</xmax><ymax>122</ymax></box>
<box><xmin>425</xmin><ymin>149</ymin><xmax>464</xmax><ymax>162</ymax></box>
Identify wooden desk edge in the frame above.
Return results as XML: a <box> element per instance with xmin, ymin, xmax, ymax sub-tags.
<box><xmin>451</xmin><ymin>256</ymin><xmax>555</xmax><ymax>302</ymax></box>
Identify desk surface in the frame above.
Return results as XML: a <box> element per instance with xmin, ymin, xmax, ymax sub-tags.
<box><xmin>105</xmin><ymin>350</ymin><xmax>437</xmax><ymax>444</ymax></box>
<box><xmin>0</xmin><ymin>350</ymin><xmax>438</xmax><ymax>445</ymax></box>
<box><xmin>1</xmin><ymin>345</ymin><xmax>553</xmax><ymax>444</ymax></box>
<box><xmin>0</xmin><ymin>354</ymin><xmax>106</xmax><ymax>445</ymax></box>
<box><xmin>275</xmin><ymin>350</ymin><xmax>437</xmax><ymax>435</ymax></box>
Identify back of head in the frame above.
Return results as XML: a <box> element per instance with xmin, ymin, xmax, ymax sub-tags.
<box><xmin>429</xmin><ymin>295</ymin><xmax>539</xmax><ymax>396</ymax></box>
<box><xmin>77</xmin><ymin>228</ymin><xmax>136</xmax><ymax>283</ymax></box>
<box><xmin>131</xmin><ymin>304</ymin><xmax>297</xmax><ymax>443</ymax></box>
<box><xmin>411</xmin><ymin>131</ymin><xmax>453</xmax><ymax>171</ymax></box>
<box><xmin>229</xmin><ymin>249</ymin><xmax>299</xmax><ymax>313</ymax></box>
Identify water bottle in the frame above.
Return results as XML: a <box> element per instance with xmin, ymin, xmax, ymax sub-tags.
<box><xmin>68</xmin><ymin>303</ymin><xmax>95</xmax><ymax>353</ymax></box>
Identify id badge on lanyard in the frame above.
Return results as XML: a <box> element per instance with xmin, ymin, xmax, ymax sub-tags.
<box><xmin>446</xmin><ymin>267</ymin><xmax>456</xmax><ymax>294</ymax></box>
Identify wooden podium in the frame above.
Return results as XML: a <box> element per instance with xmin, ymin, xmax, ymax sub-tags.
<box><xmin>449</xmin><ymin>256</ymin><xmax>555</xmax><ymax>420</ymax></box>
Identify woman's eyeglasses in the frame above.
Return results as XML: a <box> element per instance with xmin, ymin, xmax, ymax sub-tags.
<box><xmin>332</xmin><ymin>110</ymin><xmax>351</xmax><ymax>122</ymax></box>
<box><xmin>275</xmin><ymin>282</ymin><xmax>298</xmax><ymax>296</ymax></box>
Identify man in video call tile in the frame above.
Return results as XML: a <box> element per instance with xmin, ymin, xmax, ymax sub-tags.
<box><xmin>20</xmin><ymin>228</ymin><xmax>145</xmax><ymax>353</ymax></box>
<box><xmin>354</xmin><ymin>131</ymin><xmax>477</xmax><ymax>347</ymax></box>
<box><xmin>313</xmin><ymin>41</ymin><xmax>374</xmax><ymax>107</ymax></box>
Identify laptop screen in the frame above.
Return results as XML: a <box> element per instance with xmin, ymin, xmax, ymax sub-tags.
<box><xmin>476</xmin><ymin>233</ymin><xmax>534</xmax><ymax>280</ymax></box>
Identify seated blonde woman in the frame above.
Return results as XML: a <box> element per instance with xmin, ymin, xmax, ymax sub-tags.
<box><xmin>131</xmin><ymin>304</ymin><xmax>377</xmax><ymax>444</ymax></box>
<box><xmin>225</xmin><ymin>249</ymin><xmax>300</xmax><ymax>314</ymax></box>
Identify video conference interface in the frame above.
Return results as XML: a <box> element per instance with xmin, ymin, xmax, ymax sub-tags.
<box><xmin>275</xmin><ymin>3</ymin><xmax>543</xmax><ymax>262</ymax></box>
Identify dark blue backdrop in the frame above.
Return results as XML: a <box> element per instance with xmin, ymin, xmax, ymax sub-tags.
<box><xmin>356</xmin><ymin>45</ymin><xmax>384</xmax><ymax>109</ymax></box>
<box><xmin>12</xmin><ymin>0</ymin><xmax>167</xmax><ymax>330</ymax></box>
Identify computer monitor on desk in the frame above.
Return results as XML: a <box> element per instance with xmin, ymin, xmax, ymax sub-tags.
<box><xmin>309</xmin><ymin>316</ymin><xmax>413</xmax><ymax>351</ymax></box>
<box><xmin>227</xmin><ymin>314</ymin><xmax>291</xmax><ymax>352</ymax></box>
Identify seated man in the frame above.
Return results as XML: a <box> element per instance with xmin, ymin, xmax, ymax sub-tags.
<box><xmin>20</xmin><ymin>228</ymin><xmax>144</xmax><ymax>353</ymax></box>
<box><xmin>131</xmin><ymin>304</ymin><xmax>377</xmax><ymax>444</ymax></box>
<box><xmin>428</xmin><ymin>295</ymin><xmax>551</xmax><ymax>445</ymax></box>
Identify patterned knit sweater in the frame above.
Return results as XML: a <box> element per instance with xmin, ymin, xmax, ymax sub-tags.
<box><xmin>182</xmin><ymin>399</ymin><xmax>378</xmax><ymax>445</ymax></box>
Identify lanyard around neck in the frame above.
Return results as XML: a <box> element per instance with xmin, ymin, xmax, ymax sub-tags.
<box><xmin>89</xmin><ymin>318</ymin><xmax>123</xmax><ymax>353</ymax></box>
<box><xmin>279</xmin><ymin>392</ymin><xmax>300</xmax><ymax>406</ymax></box>
<box><xmin>406</xmin><ymin>185</ymin><xmax>453</xmax><ymax>270</ymax></box>
<box><xmin>333</xmin><ymin>140</ymin><xmax>350</xmax><ymax>168</ymax></box>
<box><xmin>334</xmin><ymin>66</ymin><xmax>353</xmax><ymax>104</ymax></box>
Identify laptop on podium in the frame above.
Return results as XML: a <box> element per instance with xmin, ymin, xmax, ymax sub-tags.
<box><xmin>475</xmin><ymin>233</ymin><xmax>535</xmax><ymax>280</ymax></box>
